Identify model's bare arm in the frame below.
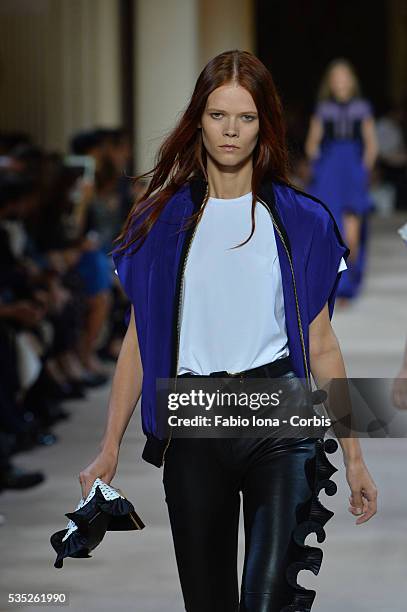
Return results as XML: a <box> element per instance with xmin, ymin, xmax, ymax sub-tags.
<box><xmin>309</xmin><ymin>302</ymin><xmax>378</xmax><ymax>524</ymax></box>
<box><xmin>304</xmin><ymin>115</ymin><xmax>323</xmax><ymax>160</ymax></box>
<box><xmin>79</xmin><ymin>304</ymin><xmax>143</xmax><ymax>498</ymax></box>
<box><xmin>100</xmin><ymin>304</ymin><xmax>143</xmax><ymax>452</ymax></box>
<box><xmin>361</xmin><ymin>116</ymin><xmax>378</xmax><ymax>170</ymax></box>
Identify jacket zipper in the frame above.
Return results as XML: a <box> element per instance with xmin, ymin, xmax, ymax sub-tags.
<box><xmin>257</xmin><ymin>196</ymin><xmax>311</xmax><ymax>390</ymax></box>
<box><xmin>161</xmin><ymin>188</ymin><xmax>310</xmax><ymax>465</ymax></box>
<box><xmin>160</xmin><ymin>185</ymin><xmax>208</xmax><ymax>465</ymax></box>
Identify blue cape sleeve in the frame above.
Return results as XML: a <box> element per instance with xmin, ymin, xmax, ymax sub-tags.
<box><xmin>111</xmin><ymin>207</ymin><xmax>152</xmax><ymax>328</ymax></box>
<box><xmin>305</xmin><ymin>208</ymin><xmax>350</xmax><ymax>323</ymax></box>
<box><xmin>112</xmin><ymin>244</ymin><xmax>136</xmax><ymax>328</ymax></box>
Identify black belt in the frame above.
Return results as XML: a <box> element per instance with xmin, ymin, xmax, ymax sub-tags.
<box><xmin>178</xmin><ymin>356</ymin><xmax>293</xmax><ymax>380</ymax></box>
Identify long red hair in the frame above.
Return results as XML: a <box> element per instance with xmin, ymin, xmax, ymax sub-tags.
<box><xmin>112</xmin><ymin>49</ymin><xmax>292</xmax><ymax>256</ymax></box>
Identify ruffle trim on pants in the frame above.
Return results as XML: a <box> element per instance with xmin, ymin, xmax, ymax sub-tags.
<box><xmin>280</xmin><ymin>437</ymin><xmax>339</xmax><ymax>612</ymax></box>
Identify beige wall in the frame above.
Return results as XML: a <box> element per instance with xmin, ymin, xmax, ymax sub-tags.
<box><xmin>133</xmin><ymin>0</ymin><xmax>199</xmax><ymax>173</ymax></box>
<box><xmin>0</xmin><ymin>0</ymin><xmax>121</xmax><ymax>152</ymax></box>
<box><xmin>0</xmin><ymin>0</ymin><xmax>48</xmax><ymax>146</ymax></box>
<box><xmin>198</xmin><ymin>0</ymin><xmax>254</xmax><ymax>69</ymax></box>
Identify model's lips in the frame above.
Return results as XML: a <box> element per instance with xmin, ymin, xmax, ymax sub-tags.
<box><xmin>219</xmin><ymin>145</ymin><xmax>239</xmax><ymax>151</ymax></box>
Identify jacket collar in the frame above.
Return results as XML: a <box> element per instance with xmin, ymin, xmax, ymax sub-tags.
<box><xmin>188</xmin><ymin>174</ymin><xmax>292</xmax><ymax>255</ymax></box>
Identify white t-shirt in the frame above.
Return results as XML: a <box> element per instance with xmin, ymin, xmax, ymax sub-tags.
<box><xmin>176</xmin><ymin>191</ymin><xmax>347</xmax><ymax>375</ymax></box>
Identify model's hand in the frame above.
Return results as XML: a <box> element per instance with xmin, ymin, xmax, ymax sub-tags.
<box><xmin>391</xmin><ymin>368</ymin><xmax>407</xmax><ymax>409</ymax></box>
<box><xmin>344</xmin><ymin>456</ymin><xmax>378</xmax><ymax>524</ymax></box>
<box><xmin>78</xmin><ymin>448</ymin><xmax>119</xmax><ymax>500</ymax></box>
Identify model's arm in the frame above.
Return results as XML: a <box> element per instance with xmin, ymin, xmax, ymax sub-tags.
<box><xmin>391</xmin><ymin>336</ymin><xmax>407</xmax><ymax>410</ymax></box>
<box><xmin>309</xmin><ymin>302</ymin><xmax>378</xmax><ymax>524</ymax></box>
<box><xmin>79</xmin><ymin>304</ymin><xmax>143</xmax><ymax>498</ymax></box>
<box><xmin>304</xmin><ymin>115</ymin><xmax>324</xmax><ymax>160</ymax></box>
<box><xmin>361</xmin><ymin>116</ymin><xmax>379</xmax><ymax>170</ymax></box>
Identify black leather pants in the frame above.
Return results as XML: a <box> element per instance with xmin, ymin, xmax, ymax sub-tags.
<box><xmin>162</xmin><ymin>372</ymin><xmax>338</xmax><ymax>612</ymax></box>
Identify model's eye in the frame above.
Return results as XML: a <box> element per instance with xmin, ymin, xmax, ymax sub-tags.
<box><xmin>210</xmin><ymin>112</ymin><xmax>223</xmax><ymax>119</ymax></box>
<box><xmin>242</xmin><ymin>115</ymin><xmax>256</xmax><ymax>122</ymax></box>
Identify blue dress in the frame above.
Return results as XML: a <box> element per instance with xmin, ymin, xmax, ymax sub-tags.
<box><xmin>308</xmin><ymin>96</ymin><xmax>374</xmax><ymax>299</ymax></box>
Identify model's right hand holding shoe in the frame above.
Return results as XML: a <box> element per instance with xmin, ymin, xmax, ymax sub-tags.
<box><xmin>78</xmin><ymin>448</ymin><xmax>119</xmax><ymax>500</ymax></box>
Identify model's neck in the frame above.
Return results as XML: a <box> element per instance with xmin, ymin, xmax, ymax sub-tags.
<box><xmin>332</xmin><ymin>93</ymin><xmax>352</xmax><ymax>103</ymax></box>
<box><xmin>206</xmin><ymin>158</ymin><xmax>253</xmax><ymax>199</ymax></box>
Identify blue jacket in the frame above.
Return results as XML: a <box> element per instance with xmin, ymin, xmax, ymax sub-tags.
<box><xmin>112</xmin><ymin>177</ymin><xmax>350</xmax><ymax>467</ymax></box>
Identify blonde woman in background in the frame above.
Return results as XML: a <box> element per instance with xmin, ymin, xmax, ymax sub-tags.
<box><xmin>305</xmin><ymin>58</ymin><xmax>378</xmax><ymax>306</ymax></box>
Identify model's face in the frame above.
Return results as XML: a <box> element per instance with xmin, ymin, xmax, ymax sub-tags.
<box><xmin>329</xmin><ymin>65</ymin><xmax>354</xmax><ymax>101</ymax></box>
<box><xmin>199</xmin><ymin>83</ymin><xmax>259</xmax><ymax>168</ymax></box>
